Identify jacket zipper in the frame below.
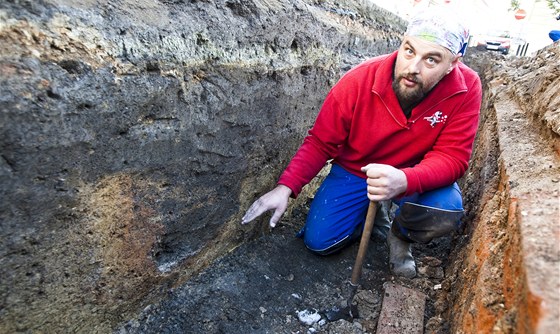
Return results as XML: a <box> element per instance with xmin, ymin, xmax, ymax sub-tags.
<box><xmin>372</xmin><ymin>90</ymin><xmax>409</xmax><ymax>129</ymax></box>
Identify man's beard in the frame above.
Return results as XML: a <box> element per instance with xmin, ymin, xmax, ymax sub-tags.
<box><xmin>392</xmin><ymin>73</ymin><xmax>425</xmax><ymax>108</ymax></box>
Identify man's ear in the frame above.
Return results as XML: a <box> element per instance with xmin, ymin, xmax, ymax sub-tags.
<box><xmin>446</xmin><ymin>54</ymin><xmax>461</xmax><ymax>75</ymax></box>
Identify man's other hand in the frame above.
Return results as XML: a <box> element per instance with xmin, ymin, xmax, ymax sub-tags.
<box><xmin>241</xmin><ymin>185</ymin><xmax>292</xmax><ymax>228</ymax></box>
<box><xmin>361</xmin><ymin>163</ymin><xmax>407</xmax><ymax>201</ymax></box>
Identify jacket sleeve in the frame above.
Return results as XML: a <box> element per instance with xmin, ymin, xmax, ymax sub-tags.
<box><xmin>401</xmin><ymin>75</ymin><xmax>482</xmax><ymax>195</ymax></box>
<box><xmin>277</xmin><ymin>82</ymin><xmax>354</xmax><ymax>198</ymax></box>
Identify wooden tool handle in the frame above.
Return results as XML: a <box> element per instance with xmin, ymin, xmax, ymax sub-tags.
<box><xmin>350</xmin><ymin>201</ymin><xmax>377</xmax><ymax>286</ymax></box>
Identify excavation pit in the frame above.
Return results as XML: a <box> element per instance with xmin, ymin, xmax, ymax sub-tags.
<box><xmin>1</xmin><ymin>1</ymin><xmax>558</xmax><ymax>333</ymax></box>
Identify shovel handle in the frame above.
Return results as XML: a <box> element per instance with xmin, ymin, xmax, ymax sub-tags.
<box><xmin>350</xmin><ymin>201</ymin><xmax>377</xmax><ymax>286</ymax></box>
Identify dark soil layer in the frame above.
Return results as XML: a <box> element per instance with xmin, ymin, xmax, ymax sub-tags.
<box><xmin>0</xmin><ymin>1</ymin><xmax>405</xmax><ymax>332</ymax></box>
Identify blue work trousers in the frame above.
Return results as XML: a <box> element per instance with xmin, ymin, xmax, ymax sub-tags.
<box><xmin>299</xmin><ymin>164</ymin><xmax>464</xmax><ymax>255</ymax></box>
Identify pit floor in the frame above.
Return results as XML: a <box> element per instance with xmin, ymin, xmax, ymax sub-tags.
<box><xmin>118</xmin><ymin>204</ymin><xmax>457</xmax><ymax>334</ymax></box>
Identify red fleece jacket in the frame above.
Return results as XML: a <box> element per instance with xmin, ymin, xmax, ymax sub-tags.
<box><xmin>278</xmin><ymin>51</ymin><xmax>482</xmax><ymax>198</ymax></box>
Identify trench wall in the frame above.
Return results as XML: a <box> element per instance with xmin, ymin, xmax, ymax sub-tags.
<box><xmin>443</xmin><ymin>46</ymin><xmax>560</xmax><ymax>333</ymax></box>
<box><xmin>0</xmin><ymin>0</ymin><xmax>405</xmax><ymax>332</ymax></box>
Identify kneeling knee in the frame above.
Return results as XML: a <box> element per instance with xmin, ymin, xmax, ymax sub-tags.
<box><xmin>304</xmin><ymin>235</ymin><xmax>351</xmax><ymax>256</ymax></box>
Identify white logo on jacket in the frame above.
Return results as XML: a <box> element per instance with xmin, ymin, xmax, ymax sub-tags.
<box><xmin>424</xmin><ymin>111</ymin><xmax>447</xmax><ymax>128</ymax></box>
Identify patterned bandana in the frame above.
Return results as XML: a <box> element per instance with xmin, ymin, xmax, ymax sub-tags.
<box><xmin>405</xmin><ymin>7</ymin><xmax>470</xmax><ymax>55</ymax></box>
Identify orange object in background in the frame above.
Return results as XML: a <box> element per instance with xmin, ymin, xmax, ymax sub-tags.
<box><xmin>515</xmin><ymin>9</ymin><xmax>527</xmax><ymax>20</ymax></box>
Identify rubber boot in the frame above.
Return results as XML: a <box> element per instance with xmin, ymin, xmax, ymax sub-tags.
<box><xmin>387</xmin><ymin>230</ymin><xmax>416</xmax><ymax>278</ymax></box>
<box><xmin>371</xmin><ymin>200</ymin><xmax>391</xmax><ymax>240</ymax></box>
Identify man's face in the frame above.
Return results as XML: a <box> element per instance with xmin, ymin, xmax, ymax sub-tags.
<box><xmin>393</xmin><ymin>36</ymin><xmax>458</xmax><ymax>107</ymax></box>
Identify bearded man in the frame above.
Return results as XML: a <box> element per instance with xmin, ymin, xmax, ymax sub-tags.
<box><xmin>242</xmin><ymin>7</ymin><xmax>482</xmax><ymax>279</ymax></box>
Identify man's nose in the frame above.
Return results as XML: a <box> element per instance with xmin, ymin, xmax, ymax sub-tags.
<box><xmin>407</xmin><ymin>57</ymin><xmax>422</xmax><ymax>74</ymax></box>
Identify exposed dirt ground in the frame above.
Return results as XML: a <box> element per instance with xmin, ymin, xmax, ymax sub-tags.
<box><xmin>118</xmin><ymin>194</ymin><xmax>456</xmax><ymax>334</ymax></box>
